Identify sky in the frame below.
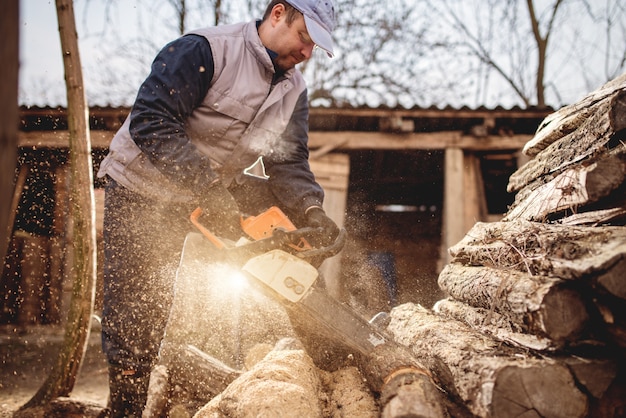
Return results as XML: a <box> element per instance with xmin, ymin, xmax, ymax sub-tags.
<box><xmin>19</xmin><ymin>0</ymin><xmax>148</xmax><ymax>106</ymax></box>
<box><xmin>18</xmin><ymin>0</ymin><xmax>626</xmax><ymax>109</ymax></box>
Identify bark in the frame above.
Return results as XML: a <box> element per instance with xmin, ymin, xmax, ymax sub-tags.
<box><xmin>523</xmin><ymin>72</ymin><xmax>626</xmax><ymax>157</ymax></box>
<box><xmin>449</xmin><ymin>221</ymin><xmax>626</xmax><ymax>290</ymax></box>
<box><xmin>438</xmin><ymin>263</ymin><xmax>589</xmax><ymax>343</ymax></box>
<box><xmin>504</xmin><ymin>151</ymin><xmax>626</xmax><ymax>222</ymax></box>
<box><xmin>559</xmin><ymin>202</ymin><xmax>626</xmax><ymax>226</ymax></box>
<box><xmin>0</xmin><ymin>0</ymin><xmax>19</xmax><ymax>271</ymax></box>
<box><xmin>18</xmin><ymin>0</ymin><xmax>96</xmax><ymax>411</ymax></box>
<box><xmin>434</xmin><ymin>298</ymin><xmax>558</xmax><ymax>351</ymax></box>
<box><xmin>509</xmin><ymin>88</ymin><xmax>626</xmax><ymax>193</ymax></box>
<box><xmin>387</xmin><ymin>303</ymin><xmax>589</xmax><ymax>418</ymax></box>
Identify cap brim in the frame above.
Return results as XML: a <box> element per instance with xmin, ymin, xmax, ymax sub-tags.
<box><xmin>303</xmin><ymin>14</ymin><xmax>334</xmax><ymax>58</ymax></box>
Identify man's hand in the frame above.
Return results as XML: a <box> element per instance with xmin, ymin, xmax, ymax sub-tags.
<box><xmin>305</xmin><ymin>206</ymin><xmax>340</xmax><ymax>247</ymax></box>
<box><xmin>201</xmin><ymin>183</ymin><xmax>241</xmax><ymax>239</ymax></box>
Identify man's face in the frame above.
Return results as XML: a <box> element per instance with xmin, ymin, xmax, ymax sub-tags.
<box><xmin>264</xmin><ymin>6</ymin><xmax>316</xmax><ymax>71</ymax></box>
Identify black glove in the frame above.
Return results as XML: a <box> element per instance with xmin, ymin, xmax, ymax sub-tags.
<box><xmin>305</xmin><ymin>206</ymin><xmax>340</xmax><ymax>247</ymax></box>
<box><xmin>200</xmin><ymin>183</ymin><xmax>241</xmax><ymax>240</ymax></box>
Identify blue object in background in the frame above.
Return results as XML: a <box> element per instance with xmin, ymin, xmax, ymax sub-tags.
<box><xmin>367</xmin><ymin>251</ymin><xmax>398</xmax><ymax>307</ymax></box>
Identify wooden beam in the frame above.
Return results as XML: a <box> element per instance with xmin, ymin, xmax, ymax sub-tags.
<box><xmin>309</xmin><ymin>132</ymin><xmax>531</xmax><ymax>151</ymax></box>
<box><xmin>18</xmin><ymin>130</ymin><xmax>532</xmax><ymax>152</ymax></box>
<box><xmin>18</xmin><ymin>130</ymin><xmax>113</xmax><ymax>149</ymax></box>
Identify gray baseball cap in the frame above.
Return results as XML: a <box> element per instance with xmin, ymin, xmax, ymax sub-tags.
<box><xmin>286</xmin><ymin>0</ymin><xmax>336</xmax><ymax>57</ymax></box>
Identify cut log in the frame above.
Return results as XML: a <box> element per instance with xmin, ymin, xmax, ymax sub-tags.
<box><xmin>434</xmin><ymin>297</ymin><xmax>565</xmax><ymax>351</ymax></box>
<box><xmin>523</xmin><ymin>72</ymin><xmax>626</xmax><ymax>156</ymax></box>
<box><xmin>387</xmin><ymin>303</ymin><xmax>589</xmax><ymax>418</ymax></box>
<box><xmin>509</xmin><ymin>89</ymin><xmax>626</xmax><ymax>193</ymax></box>
<box><xmin>504</xmin><ymin>151</ymin><xmax>626</xmax><ymax>222</ymax></box>
<box><xmin>449</xmin><ymin>221</ymin><xmax>626</xmax><ymax>296</ymax></box>
<box><xmin>559</xmin><ymin>356</ymin><xmax>618</xmax><ymax>400</ymax></box>
<box><xmin>437</xmin><ymin>264</ymin><xmax>589</xmax><ymax>343</ymax></box>
<box><xmin>559</xmin><ymin>203</ymin><xmax>626</xmax><ymax>226</ymax></box>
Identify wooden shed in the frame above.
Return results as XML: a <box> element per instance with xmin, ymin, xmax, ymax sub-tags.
<box><xmin>2</xmin><ymin>105</ymin><xmax>550</xmax><ymax>325</ymax></box>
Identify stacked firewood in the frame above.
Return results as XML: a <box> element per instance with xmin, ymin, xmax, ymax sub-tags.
<box><xmin>386</xmin><ymin>73</ymin><xmax>626</xmax><ymax>417</ymax></box>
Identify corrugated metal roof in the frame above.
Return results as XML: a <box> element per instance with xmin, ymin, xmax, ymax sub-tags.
<box><xmin>19</xmin><ymin>105</ymin><xmax>553</xmax><ymax>136</ymax></box>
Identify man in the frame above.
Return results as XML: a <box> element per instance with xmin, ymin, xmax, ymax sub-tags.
<box><xmin>96</xmin><ymin>0</ymin><xmax>340</xmax><ymax>416</ymax></box>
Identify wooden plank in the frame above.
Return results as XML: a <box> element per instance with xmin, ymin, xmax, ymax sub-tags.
<box><xmin>18</xmin><ymin>130</ymin><xmax>533</xmax><ymax>152</ymax></box>
<box><xmin>18</xmin><ymin>130</ymin><xmax>113</xmax><ymax>149</ymax></box>
<box><xmin>462</xmin><ymin>153</ymin><xmax>487</xmax><ymax>231</ymax></box>
<box><xmin>309</xmin><ymin>154</ymin><xmax>349</xmax><ymax>299</ymax></box>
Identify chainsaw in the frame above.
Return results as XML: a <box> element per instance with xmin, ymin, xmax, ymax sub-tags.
<box><xmin>188</xmin><ymin>206</ymin><xmax>436</xmax><ymax>393</ymax></box>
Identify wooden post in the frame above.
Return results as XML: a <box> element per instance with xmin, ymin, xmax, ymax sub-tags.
<box><xmin>442</xmin><ymin>148</ymin><xmax>465</xmax><ymax>268</ymax></box>
<box><xmin>463</xmin><ymin>153</ymin><xmax>487</xmax><ymax>231</ymax></box>
<box><xmin>0</xmin><ymin>0</ymin><xmax>19</xmax><ymax>273</ymax></box>
<box><xmin>442</xmin><ymin>149</ymin><xmax>488</xmax><ymax>269</ymax></box>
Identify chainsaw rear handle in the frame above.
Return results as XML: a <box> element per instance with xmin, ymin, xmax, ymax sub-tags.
<box><xmin>190</xmin><ymin>207</ymin><xmax>346</xmax><ymax>261</ymax></box>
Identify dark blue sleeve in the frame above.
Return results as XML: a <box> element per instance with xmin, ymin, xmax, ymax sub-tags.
<box><xmin>266</xmin><ymin>90</ymin><xmax>324</xmax><ymax>218</ymax></box>
<box><xmin>129</xmin><ymin>34</ymin><xmax>218</xmax><ymax>193</ymax></box>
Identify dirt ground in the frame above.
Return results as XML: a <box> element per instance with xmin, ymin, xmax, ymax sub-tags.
<box><xmin>0</xmin><ymin>322</ymin><xmax>109</xmax><ymax>417</ymax></box>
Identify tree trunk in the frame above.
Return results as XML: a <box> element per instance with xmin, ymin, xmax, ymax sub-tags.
<box><xmin>18</xmin><ymin>0</ymin><xmax>97</xmax><ymax>412</ymax></box>
<box><xmin>0</xmin><ymin>0</ymin><xmax>19</xmax><ymax>272</ymax></box>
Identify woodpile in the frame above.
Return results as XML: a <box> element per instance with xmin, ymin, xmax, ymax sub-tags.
<box><xmin>388</xmin><ymin>73</ymin><xmax>625</xmax><ymax>417</ymax></box>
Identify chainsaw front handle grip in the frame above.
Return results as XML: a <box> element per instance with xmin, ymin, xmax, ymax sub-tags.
<box><xmin>296</xmin><ymin>227</ymin><xmax>347</xmax><ymax>260</ymax></box>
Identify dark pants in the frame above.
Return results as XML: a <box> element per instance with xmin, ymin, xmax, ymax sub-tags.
<box><xmin>101</xmin><ymin>179</ymin><xmax>196</xmax><ymax>374</ymax></box>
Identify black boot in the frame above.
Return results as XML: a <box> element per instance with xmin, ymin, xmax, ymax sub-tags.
<box><xmin>106</xmin><ymin>366</ymin><xmax>150</xmax><ymax>418</ymax></box>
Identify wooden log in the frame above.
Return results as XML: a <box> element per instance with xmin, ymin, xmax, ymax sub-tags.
<box><xmin>381</xmin><ymin>371</ymin><xmax>458</xmax><ymax>418</ymax></box>
<box><xmin>504</xmin><ymin>150</ymin><xmax>626</xmax><ymax>222</ymax></box>
<box><xmin>559</xmin><ymin>356</ymin><xmax>618</xmax><ymax>400</ymax></box>
<box><xmin>437</xmin><ymin>264</ymin><xmax>589</xmax><ymax>343</ymax></box>
<box><xmin>438</xmin><ymin>264</ymin><xmax>589</xmax><ymax>345</ymax></box>
<box><xmin>523</xmin><ymin>72</ymin><xmax>626</xmax><ymax>156</ymax></box>
<box><xmin>388</xmin><ymin>303</ymin><xmax>588</xmax><ymax>417</ymax></box>
<box><xmin>387</xmin><ymin>303</ymin><xmax>589</xmax><ymax>418</ymax></box>
<box><xmin>320</xmin><ymin>367</ymin><xmax>379</xmax><ymax>418</ymax></box>
<box><xmin>434</xmin><ymin>297</ymin><xmax>564</xmax><ymax>351</ymax></box>
<box><xmin>508</xmin><ymin>89</ymin><xmax>626</xmax><ymax>193</ymax></box>
<box><xmin>194</xmin><ymin>348</ymin><xmax>326</xmax><ymax>418</ymax></box>
<box><xmin>448</xmin><ymin>221</ymin><xmax>626</xmax><ymax>299</ymax></box>
<box><xmin>559</xmin><ymin>203</ymin><xmax>626</xmax><ymax>226</ymax></box>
